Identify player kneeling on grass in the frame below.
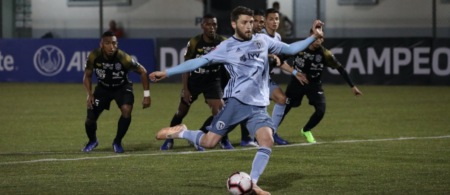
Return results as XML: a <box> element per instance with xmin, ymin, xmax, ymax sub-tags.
<box><xmin>150</xmin><ymin>6</ymin><xmax>323</xmax><ymax>195</ymax></box>
<box><xmin>82</xmin><ymin>31</ymin><xmax>151</xmax><ymax>153</ymax></box>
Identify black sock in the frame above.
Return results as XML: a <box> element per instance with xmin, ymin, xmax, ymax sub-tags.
<box><xmin>85</xmin><ymin>122</ymin><xmax>97</xmax><ymax>142</ymax></box>
<box><xmin>170</xmin><ymin>114</ymin><xmax>184</xmax><ymax>127</ymax></box>
<box><xmin>114</xmin><ymin>116</ymin><xmax>131</xmax><ymax>144</ymax></box>
<box><xmin>221</xmin><ymin>135</ymin><xmax>229</xmax><ymax>143</ymax></box>
<box><xmin>240</xmin><ymin>122</ymin><xmax>251</xmax><ymax>141</ymax></box>
<box><xmin>303</xmin><ymin>103</ymin><xmax>326</xmax><ymax>132</ymax></box>
<box><xmin>199</xmin><ymin>116</ymin><xmax>214</xmax><ymax>134</ymax></box>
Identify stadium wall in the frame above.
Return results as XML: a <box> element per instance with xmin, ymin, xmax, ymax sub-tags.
<box><xmin>31</xmin><ymin>0</ymin><xmax>203</xmax><ymax>38</ymax></box>
<box><xmin>295</xmin><ymin>0</ymin><xmax>450</xmax><ymax>38</ymax></box>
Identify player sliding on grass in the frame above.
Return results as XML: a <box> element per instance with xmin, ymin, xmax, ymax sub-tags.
<box><xmin>82</xmin><ymin>31</ymin><xmax>151</xmax><ymax>153</ymax></box>
<box><xmin>150</xmin><ymin>6</ymin><xmax>323</xmax><ymax>195</ymax></box>
<box><xmin>280</xmin><ymin>29</ymin><xmax>363</xmax><ymax>143</ymax></box>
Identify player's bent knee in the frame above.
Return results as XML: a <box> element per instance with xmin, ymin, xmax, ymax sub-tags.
<box><xmin>315</xmin><ymin>103</ymin><xmax>326</xmax><ymax>117</ymax></box>
<box><xmin>200</xmin><ymin>133</ymin><xmax>222</xmax><ymax>148</ymax></box>
<box><xmin>121</xmin><ymin>104</ymin><xmax>133</xmax><ymax>118</ymax></box>
<box><xmin>255</xmin><ymin>127</ymin><xmax>274</xmax><ymax>148</ymax></box>
<box><xmin>201</xmin><ymin>139</ymin><xmax>219</xmax><ymax>149</ymax></box>
<box><xmin>277</xmin><ymin>95</ymin><xmax>287</xmax><ymax>105</ymax></box>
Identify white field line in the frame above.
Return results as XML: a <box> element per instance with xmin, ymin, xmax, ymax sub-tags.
<box><xmin>1</xmin><ymin>135</ymin><xmax>450</xmax><ymax>165</ymax></box>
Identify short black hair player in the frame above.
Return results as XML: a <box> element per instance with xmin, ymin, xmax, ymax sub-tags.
<box><xmin>82</xmin><ymin>31</ymin><xmax>151</xmax><ymax>153</ymax></box>
<box><xmin>159</xmin><ymin>14</ymin><xmax>234</xmax><ymax>151</ymax></box>
<box><xmin>281</xmin><ymin>28</ymin><xmax>362</xmax><ymax>143</ymax></box>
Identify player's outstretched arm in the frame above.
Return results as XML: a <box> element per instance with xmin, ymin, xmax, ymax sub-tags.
<box><xmin>149</xmin><ymin>58</ymin><xmax>209</xmax><ymax>82</ymax></box>
<box><xmin>135</xmin><ymin>65</ymin><xmax>151</xmax><ymax>108</ymax></box>
<box><xmin>336</xmin><ymin>66</ymin><xmax>362</xmax><ymax>97</ymax></box>
<box><xmin>280</xmin><ymin>20</ymin><xmax>324</xmax><ymax>55</ymax></box>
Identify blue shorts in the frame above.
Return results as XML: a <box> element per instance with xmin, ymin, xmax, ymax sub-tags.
<box><xmin>207</xmin><ymin>98</ymin><xmax>275</xmax><ymax>139</ymax></box>
<box><xmin>269</xmin><ymin>79</ymin><xmax>280</xmax><ymax>99</ymax></box>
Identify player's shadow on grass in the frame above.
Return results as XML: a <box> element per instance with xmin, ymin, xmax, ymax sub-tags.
<box><xmin>260</xmin><ymin>172</ymin><xmax>303</xmax><ymax>191</ymax></box>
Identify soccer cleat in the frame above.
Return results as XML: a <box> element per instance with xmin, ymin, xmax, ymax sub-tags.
<box><xmin>240</xmin><ymin>139</ymin><xmax>259</xmax><ymax>147</ymax></box>
<box><xmin>160</xmin><ymin>139</ymin><xmax>174</xmax><ymax>150</ymax></box>
<box><xmin>194</xmin><ymin>144</ymin><xmax>205</xmax><ymax>151</ymax></box>
<box><xmin>220</xmin><ymin>138</ymin><xmax>234</xmax><ymax>149</ymax></box>
<box><xmin>82</xmin><ymin>139</ymin><xmax>98</xmax><ymax>152</ymax></box>
<box><xmin>252</xmin><ymin>184</ymin><xmax>271</xmax><ymax>195</ymax></box>
<box><xmin>273</xmin><ymin>133</ymin><xmax>289</xmax><ymax>145</ymax></box>
<box><xmin>112</xmin><ymin>142</ymin><xmax>124</xmax><ymax>153</ymax></box>
<box><xmin>301</xmin><ymin>128</ymin><xmax>316</xmax><ymax>143</ymax></box>
<box><xmin>155</xmin><ymin>124</ymin><xmax>187</xmax><ymax>140</ymax></box>
<box><xmin>187</xmin><ymin>140</ymin><xmax>205</xmax><ymax>151</ymax></box>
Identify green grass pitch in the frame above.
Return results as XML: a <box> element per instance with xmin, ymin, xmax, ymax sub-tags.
<box><xmin>0</xmin><ymin>83</ymin><xmax>449</xmax><ymax>194</ymax></box>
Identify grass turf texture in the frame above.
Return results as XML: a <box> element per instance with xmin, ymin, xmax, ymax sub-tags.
<box><xmin>0</xmin><ymin>83</ymin><xmax>449</xmax><ymax>194</ymax></box>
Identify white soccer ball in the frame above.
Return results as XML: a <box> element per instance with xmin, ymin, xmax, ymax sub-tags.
<box><xmin>227</xmin><ymin>172</ymin><xmax>253</xmax><ymax>195</ymax></box>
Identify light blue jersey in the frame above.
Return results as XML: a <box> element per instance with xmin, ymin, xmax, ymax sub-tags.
<box><xmin>262</xmin><ymin>28</ymin><xmax>282</xmax><ymax>42</ymax></box>
<box><xmin>202</xmin><ymin>34</ymin><xmax>285</xmax><ymax>106</ymax></box>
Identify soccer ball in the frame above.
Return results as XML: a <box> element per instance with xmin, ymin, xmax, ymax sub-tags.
<box><xmin>227</xmin><ymin>172</ymin><xmax>253</xmax><ymax>195</ymax></box>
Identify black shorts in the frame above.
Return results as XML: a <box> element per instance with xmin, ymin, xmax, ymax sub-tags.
<box><xmin>285</xmin><ymin>79</ymin><xmax>326</xmax><ymax>107</ymax></box>
<box><xmin>180</xmin><ymin>81</ymin><xmax>223</xmax><ymax>104</ymax></box>
<box><xmin>87</xmin><ymin>84</ymin><xmax>134</xmax><ymax>120</ymax></box>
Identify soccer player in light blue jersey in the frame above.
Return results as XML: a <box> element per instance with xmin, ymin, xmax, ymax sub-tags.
<box><xmin>150</xmin><ymin>6</ymin><xmax>323</xmax><ymax>195</ymax></box>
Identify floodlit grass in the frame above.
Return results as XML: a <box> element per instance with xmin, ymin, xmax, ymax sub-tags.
<box><xmin>0</xmin><ymin>83</ymin><xmax>449</xmax><ymax>194</ymax></box>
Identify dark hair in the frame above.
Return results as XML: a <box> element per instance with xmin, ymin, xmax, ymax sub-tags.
<box><xmin>102</xmin><ymin>31</ymin><xmax>115</xmax><ymax>38</ymax></box>
<box><xmin>254</xmin><ymin>9</ymin><xmax>265</xmax><ymax>17</ymax></box>
<box><xmin>273</xmin><ymin>2</ymin><xmax>280</xmax><ymax>7</ymax></box>
<box><xmin>203</xmin><ymin>13</ymin><xmax>216</xmax><ymax>19</ymax></box>
<box><xmin>265</xmin><ymin>8</ymin><xmax>279</xmax><ymax>18</ymax></box>
<box><xmin>231</xmin><ymin>6</ymin><xmax>254</xmax><ymax>23</ymax></box>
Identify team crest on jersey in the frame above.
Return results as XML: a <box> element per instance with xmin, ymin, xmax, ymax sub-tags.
<box><xmin>216</xmin><ymin>121</ymin><xmax>226</xmax><ymax>130</ymax></box>
<box><xmin>315</xmin><ymin>54</ymin><xmax>322</xmax><ymax>62</ymax></box>
<box><xmin>115</xmin><ymin>63</ymin><xmax>122</xmax><ymax>70</ymax></box>
<box><xmin>254</xmin><ymin>41</ymin><xmax>262</xmax><ymax>49</ymax></box>
<box><xmin>96</xmin><ymin>63</ymin><xmax>101</xmax><ymax>67</ymax></box>
<box><xmin>295</xmin><ymin>56</ymin><xmax>305</xmax><ymax>68</ymax></box>
<box><xmin>197</xmin><ymin>48</ymin><xmax>203</xmax><ymax>52</ymax></box>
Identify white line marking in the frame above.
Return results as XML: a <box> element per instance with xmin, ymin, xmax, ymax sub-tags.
<box><xmin>1</xmin><ymin>135</ymin><xmax>449</xmax><ymax>165</ymax></box>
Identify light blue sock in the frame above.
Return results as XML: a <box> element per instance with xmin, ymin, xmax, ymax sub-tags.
<box><xmin>272</xmin><ymin>103</ymin><xmax>286</xmax><ymax>130</ymax></box>
<box><xmin>250</xmin><ymin>147</ymin><xmax>272</xmax><ymax>184</ymax></box>
<box><xmin>180</xmin><ymin>130</ymin><xmax>204</xmax><ymax>146</ymax></box>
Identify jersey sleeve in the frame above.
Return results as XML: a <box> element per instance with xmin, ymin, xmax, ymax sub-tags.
<box><xmin>323</xmin><ymin>47</ymin><xmax>341</xmax><ymax>69</ymax></box>
<box><xmin>184</xmin><ymin>38</ymin><xmax>197</xmax><ymax>61</ymax></box>
<box><xmin>201</xmin><ymin>41</ymin><xmax>227</xmax><ymax>65</ymax></box>
<box><xmin>263</xmin><ymin>34</ymin><xmax>284</xmax><ymax>55</ymax></box>
<box><xmin>118</xmin><ymin>50</ymin><xmax>141</xmax><ymax>72</ymax></box>
<box><xmin>84</xmin><ymin>49</ymin><xmax>98</xmax><ymax>70</ymax></box>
